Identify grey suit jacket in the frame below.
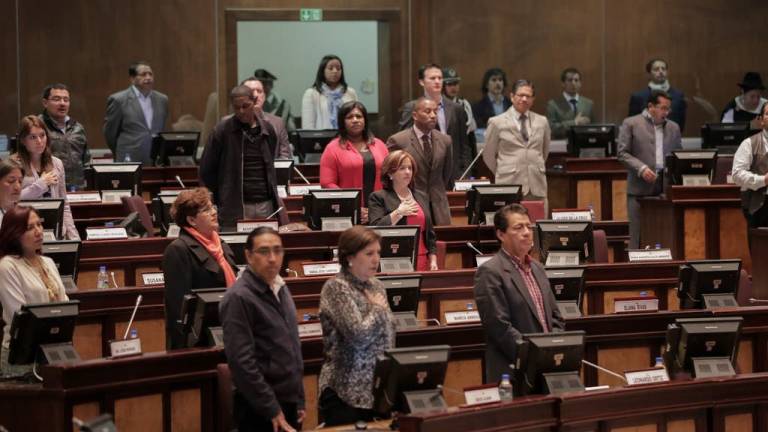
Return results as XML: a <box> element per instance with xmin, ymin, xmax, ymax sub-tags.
<box><xmin>367</xmin><ymin>188</ymin><xmax>437</xmax><ymax>255</ymax></box>
<box><xmin>545</xmin><ymin>95</ymin><xmax>595</xmax><ymax>140</ymax></box>
<box><xmin>473</xmin><ymin>251</ymin><xmax>564</xmax><ymax>383</ymax></box>
<box><xmin>482</xmin><ymin>108</ymin><xmax>551</xmax><ymax>197</ymax></box>
<box><xmin>617</xmin><ymin>113</ymin><xmax>682</xmax><ymax>196</ymax></box>
<box><xmin>386</xmin><ymin>128</ymin><xmax>454</xmax><ymax>226</ymax></box>
<box><xmin>398</xmin><ymin>98</ymin><xmax>470</xmax><ymax>179</ymax></box>
<box><xmin>263</xmin><ymin>112</ymin><xmax>292</xmax><ymax>159</ymax></box>
<box><xmin>103</xmin><ymin>86</ymin><xmax>169</xmax><ymax>164</ymax></box>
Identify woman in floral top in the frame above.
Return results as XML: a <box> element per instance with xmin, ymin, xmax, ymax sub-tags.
<box><xmin>318</xmin><ymin>226</ymin><xmax>395</xmax><ymax>426</ymax></box>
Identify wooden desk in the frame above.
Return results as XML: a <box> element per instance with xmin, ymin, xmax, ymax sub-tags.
<box><xmin>639</xmin><ymin>185</ymin><xmax>751</xmax><ymax>272</ymax></box>
<box><xmin>548</xmin><ymin>157</ymin><xmax>629</xmax><ymax>221</ymax></box>
<box><xmin>751</xmin><ymin>228</ymin><xmax>768</xmax><ymax>300</ymax></box>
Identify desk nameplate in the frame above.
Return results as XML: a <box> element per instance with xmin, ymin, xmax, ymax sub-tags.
<box><xmin>87</xmin><ymin>227</ymin><xmax>129</xmax><ymax>240</ymax></box>
<box><xmin>141</xmin><ymin>272</ymin><xmax>165</xmax><ymax>286</ymax></box>
<box><xmin>298</xmin><ymin>321</ymin><xmax>322</xmax><ymax>338</ymax></box>
<box><xmin>445</xmin><ymin>310</ymin><xmax>481</xmax><ymax>325</ymax></box>
<box><xmin>625</xmin><ymin>367</ymin><xmax>669</xmax><ymax>385</ymax></box>
<box><xmin>628</xmin><ymin>249</ymin><xmax>673</xmax><ymax>262</ymax></box>
<box><xmin>463</xmin><ymin>384</ymin><xmax>501</xmax><ymax>406</ymax></box>
<box><xmin>614</xmin><ymin>296</ymin><xmax>659</xmax><ymax>313</ymax></box>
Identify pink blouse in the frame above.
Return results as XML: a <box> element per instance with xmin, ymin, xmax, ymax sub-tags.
<box><xmin>319</xmin><ymin>137</ymin><xmax>389</xmax><ymax>195</ymax></box>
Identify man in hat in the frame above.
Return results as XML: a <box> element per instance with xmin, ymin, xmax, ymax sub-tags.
<box><xmin>254</xmin><ymin>68</ymin><xmax>296</xmax><ymax>132</ymax></box>
<box><xmin>732</xmin><ymin>103</ymin><xmax>768</xmax><ymax>230</ymax></box>
<box><xmin>443</xmin><ymin>67</ymin><xmax>478</xmax><ymax>176</ymax></box>
<box><xmin>628</xmin><ymin>58</ymin><xmax>687</xmax><ymax>133</ymax></box>
<box><xmin>721</xmin><ymin>72</ymin><xmax>767</xmax><ymax>129</ymax></box>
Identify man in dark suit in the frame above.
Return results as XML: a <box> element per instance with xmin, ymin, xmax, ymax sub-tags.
<box><xmin>387</xmin><ymin>97</ymin><xmax>454</xmax><ymax>226</ymax></box>
<box><xmin>474</xmin><ymin>204</ymin><xmax>564</xmax><ymax>384</ymax></box>
<box><xmin>628</xmin><ymin>58</ymin><xmax>686</xmax><ymax>133</ymax></box>
<box><xmin>398</xmin><ymin>64</ymin><xmax>470</xmax><ymax>179</ymax></box>
<box><xmin>103</xmin><ymin>61</ymin><xmax>168</xmax><ymax>164</ymax></box>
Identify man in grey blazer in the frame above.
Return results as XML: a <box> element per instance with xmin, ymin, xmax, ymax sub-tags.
<box><xmin>474</xmin><ymin>204</ymin><xmax>564</xmax><ymax>385</ymax></box>
<box><xmin>103</xmin><ymin>61</ymin><xmax>168</xmax><ymax>164</ymax></box>
<box><xmin>483</xmin><ymin>79</ymin><xmax>551</xmax><ymax>212</ymax></box>
<box><xmin>546</xmin><ymin>68</ymin><xmax>594</xmax><ymax>140</ymax></box>
<box><xmin>387</xmin><ymin>97</ymin><xmax>454</xmax><ymax>226</ymax></box>
<box><xmin>618</xmin><ymin>90</ymin><xmax>682</xmax><ymax>249</ymax></box>
<box><xmin>398</xmin><ymin>64</ymin><xmax>470</xmax><ymax>180</ymax></box>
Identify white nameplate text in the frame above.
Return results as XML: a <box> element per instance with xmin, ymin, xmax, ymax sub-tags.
<box><xmin>463</xmin><ymin>386</ymin><xmax>501</xmax><ymax>406</ymax></box>
<box><xmin>109</xmin><ymin>338</ymin><xmax>142</xmax><ymax>358</ymax></box>
<box><xmin>101</xmin><ymin>190</ymin><xmax>132</xmax><ymax>203</ymax></box>
<box><xmin>303</xmin><ymin>262</ymin><xmax>341</xmax><ymax>276</ymax></box>
<box><xmin>289</xmin><ymin>184</ymin><xmax>322</xmax><ymax>196</ymax></box>
<box><xmin>628</xmin><ymin>249</ymin><xmax>673</xmax><ymax>262</ymax></box>
<box><xmin>237</xmin><ymin>220</ymin><xmax>280</xmax><ymax>233</ymax></box>
<box><xmin>614</xmin><ymin>297</ymin><xmax>659</xmax><ymax>313</ymax></box>
<box><xmin>166</xmin><ymin>224</ymin><xmax>180</xmax><ymax>238</ymax></box>
<box><xmin>454</xmin><ymin>179</ymin><xmax>491</xmax><ymax>191</ymax></box>
<box><xmin>86</xmin><ymin>227</ymin><xmax>128</xmax><ymax>240</ymax></box>
<box><xmin>625</xmin><ymin>368</ymin><xmax>670</xmax><ymax>386</ymax></box>
<box><xmin>551</xmin><ymin>210</ymin><xmax>592</xmax><ymax>222</ymax></box>
<box><xmin>444</xmin><ymin>310</ymin><xmax>481</xmax><ymax>325</ymax></box>
<box><xmin>67</xmin><ymin>192</ymin><xmax>102</xmax><ymax>203</ymax></box>
<box><xmin>298</xmin><ymin>322</ymin><xmax>323</xmax><ymax>338</ymax></box>
<box><xmin>142</xmin><ymin>272</ymin><xmax>165</xmax><ymax>286</ymax></box>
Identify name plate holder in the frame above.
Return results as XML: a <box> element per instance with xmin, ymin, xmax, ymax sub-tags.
<box><xmin>453</xmin><ymin>179</ymin><xmax>491</xmax><ymax>191</ymax></box>
<box><xmin>551</xmin><ymin>209</ymin><xmax>592</xmax><ymax>222</ymax></box>
<box><xmin>556</xmin><ymin>300</ymin><xmax>583</xmax><ymax>319</ymax></box>
<box><xmin>289</xmin><ymin>184</ymin><xmax>322</xmax><ymax>196</ymax></box>
<box><xmin>101</xmin><ymin>189</ymin><xmax>133</xmax><ymax>203</ymax></box>
<box><xmin>40</xmin><ymin>342</ymin><xmax>81</xmax><ymax>365</ymax></box>
<box><xmin>277</xmin><ymin>185</ymin><xmax>288</xmax><ymax>198</ymax></box>
<box><xmin>298</xmin><ymin>321</ymin><xmax>323</xmax><ymax>339</ymax></box>
<box><xmin>321</xmin><ymin>217</ymin><xmax>353</xmax><ymax>232</ymax></box>
<box><xmin>692</xmin><ymin>357</ymin><xmax>735</xmax><ymax>378</ymax></box>
<box><xmin>444</xmin><ymin>309</ymin><xmax>481</xmax><ymax>325</ymax></box>
<box><xmin>392</xmin><ymin>311</ymin><xmax>419</xmax><ymax>331</ymax></box>
<box><xmin>614</xmin><ymin>296</ymin><xmax>659</xmax><ymax>313</ymax></box>
<box><xmin>141</xmin><ymin>272</ymin><xmax>165</xmax><ymax>286</ymax></box>
<box><xmin>682</xmin><ymin>174</ymin><xmax>711</xmax><ymax>186</ymax></box>
<box><xmin>236</xmin><ymin>219</ymin><xmax>279</xmax><ymax>233</ymax></box>
<box><xmin>545</xmin><ymin>251</ymin><xmax>580</xmax><ymax>267</ymax></box>
<box><xmin>166</xmin><ymin>223</ymin><xmax>181</xmax><ymax>238</ymax></box>
<box><xmin>86</xmin><ymin>227</ymin><xmax>129</xmax><ymax>240</ymax></box>
<box><xmin>628</xmin><ymin>248</ymin><xmax>673</xmax><ymax>262</ymax></box>
<box><xmin>475</xmin><ymin>255</ymin><xmax>493</xmax><ymax>267</ymax></box>
<box><xmin>109</xmin><ymin>338</ymin><xmax>142</xmax><ymax>359</ymax></box>
<box><xmin>403</xmin><ymin>389</ymin><xmax>447</xmax><ymax>415</ymax></box>
<box><xmin>624</xmin><ymin>367</ymin><xmax>670</xmax><ymax>386</ymax></box>
<box><xmin>302</xmin><ymin>261</ymin><xmax>341</xmax><ymax>276</ymax></box>
<box><xmin>462</xmin><ymin>383</ymin><xmax>501</xmax><ymax>406</ymax></box>
<box><xmin>543</xmin><ymin>371</ymin><xmax>584</xmax><ymax>395</ymax></box>
<box><xmin>379</xmin><ymin>257</ymin><xmax>413</xmax><ymax>273</ymax></box>
<box><xmin>66</xmin><ymin>192</ymin><xmax>102</xmax><ymax>203</ymax></box>
<box><xmin>702</xmin><ymin>293</ymin><xmax>739</xmax><ymax>309</ymax></box>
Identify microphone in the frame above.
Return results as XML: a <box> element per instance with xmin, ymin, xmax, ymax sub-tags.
<box><xmin>285</xmin><ymin>268</ymin><xmax>299</xmax><ymax>277</ymax></box>
<box><xmin>266</xmin><ymin>206</ymin><xmax>284</xmax><ymax>220</ymax></box>
<box><xmin>466</xmin><ymin>242</ymin><xmax>483</xmax><ymax>256</ymax></box>
<box><xmin>416</xmin><ymin>318</ymin><xmax>442</xmax><ymax>327</ymax></box>
<box><xmin>175</xmin><ymin>175</ymin><xmax>186</xmax><ymax>189</ymax></box>
<box><xmin>122</xmin><ymin>295</ymin><xmax>143</xmax><ymax>340</ymax></box>
<box><xmin>293</xmin><ymin>166</ymin><xmax>311</xmax><ymax>184</ymax></box>
<box><xmin>749</xmin><ymin>298</ymin><xmax>768</xmax><ymax>304</ymax></box>
<box><xmin>581</xmin><ymin>359</ymin><xmax>627</xmax><ymax>383</ymax></box>
<box><xmin>435</xmin><ymin>384</ymin><xmax>463</xmax><ymax>397</ymax></box>
<box><xmin>458</xmin><ymin>148</ymin><xmax>484</xmax><ymax>181</ymax></box>
<box><xmin>110</xmin><ymin>272</ymin><xmax>120</xmax><ymax>289</ymax></box>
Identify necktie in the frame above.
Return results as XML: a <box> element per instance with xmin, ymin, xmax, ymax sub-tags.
<box><xmin>519</xmin><ymin>114</ymin><xmax>529</xmax><ymax>142</ymax></box>
<box><xmin>421</xmin><ymin>133</ymin><xmax>433</xmax><ymax>161</ymax></box>
<box><xmin>569</xmin><ymin>98</ymin><xmax>578</xmax><ymax>113</ymax></box>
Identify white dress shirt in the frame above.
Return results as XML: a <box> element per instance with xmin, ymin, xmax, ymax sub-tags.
<box><xmin>132</xmin><ymin>85</ymin><xmax>154</xmax><ymax>129</ymax></box>
<box><xmin>732</xmin><ymin>130</ymin><xmax>768</xmax><ymax>191</ymax></box>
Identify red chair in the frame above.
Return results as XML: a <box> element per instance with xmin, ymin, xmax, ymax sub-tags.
<box><xmin>216</xmin><ymin>363</ymin><xmax>235</xmax><ymax>432</ymax></box>
<box><xmin>737</xmin><ymin>269</ymin><xmax>753</xmax><ymax>306</ymax></box>
<box><xmin>522</xmin><ymin>200</ymin><xmax>545</xmax><ymax>222</ymax></box>
<box><xmin>120</xmin><ymin>195</ymin><xmax>156</xmax><ymax>237</ymax></box>
<box><xmin>592</xmin><ymin>229</ymin><xmax>609</xmax><ymax>263</ymax></box>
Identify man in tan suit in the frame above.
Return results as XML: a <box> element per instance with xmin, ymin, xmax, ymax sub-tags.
<box><xmin>483</xmin><ymin>79</ymin><xmax>551</xmax><ymax>212</ymax></box>
<box><xmin>387</xmin><ymin>97</ymin><xmax>454</xmax><ymax>225</ymax></box>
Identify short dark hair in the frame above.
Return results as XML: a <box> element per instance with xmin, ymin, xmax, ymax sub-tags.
<box><xmin>480</xmin><ymin>68</ymin><xmax>508</xmax><ymax>94</ymax></box>
<box><xmin>312</xmin><ymin>55</ymin><xmax>348</xmax><ymax>93</ymax></box>
<box><xmin>240</xmin><ymin>76</ymin><xmax>258</xmax><ymax>86</ymax></box>
<box><xmin>337</xmin><ymin>226</ymin><xmax>381</xmax><ymax>270</ymax></box>
<box><xmin>0</xmin><ymin>160</ymin><xmax>23</xmax><ymax>180</ymax></box>
<box><xmin>0</xmin><ymin>206</ymin><xmax>38</xmax><ymax>258</ymax></box>
<box><xmin>170</xmin><ymin>187</ymin><xmax>213</xmax><ymax>227</ymax></box>
<box><xmin>42</xmin><ymin>83</ymin><xmax>69</xmax><ymax>99</ymax></box>
<box><xmin>380</xmin><ymin>150</ymin><xmax>417</xmax><ymax>191</ymax></box>
<box><xmin>337</xmin><ymin>101</ymin><xmax>372</xmax><ymax>142</ymax></box>
<box><xmin>511</xmin><ymin>79</ymin><xmax>535</xmax><ymax>96</ymax></box>
<box><xmin>129</xmin><ymin>61</ymin><xmax>151</xmax><ymax>77</ymax></box>
<box><xmin>647</xmin><ymin>90</ymin><xmax>671</xmax><ymax>106</ymax></box>
<box><xmin>418</xmin><ymin>63</ymin><xmax>442</xmax><ymax>80</ymax></box>
<box><xmin>560</xmin><ymin>67</ymin><xmax>581</xmax><ymax>82</ymax></box>
<box><xmin>230</xmin><ymin>85</ymin><xmax>255</xmax><ymax>102</ymax></box>
<box><xmin>245</xmin><ymin>226</ymin><xmax>280</xmax><ymax>251</ymax></box>
<box><xmin>645</xmin><ymin>58</ymin><xmax>668</xmax><ymax>73</ymax></box>
<box><xmin>493</xmin><ymin>203</ymin><xmax>529</xmax><ymax>233</ymax></box>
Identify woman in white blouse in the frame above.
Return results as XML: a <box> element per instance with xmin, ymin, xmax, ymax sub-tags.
<box><xmin>0</xmin><ymin>206</ymin><xmax>68</xmax><ymax>374</ymax></box>
<box><xmin>301</xmin><ymin>55</ymin><xmax>358</xmax><ymax>130</ymax></box>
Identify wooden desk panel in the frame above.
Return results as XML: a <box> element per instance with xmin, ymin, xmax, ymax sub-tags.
<box><xmin>751</xmin><ymin>229</ymin><xmax>768</xmax><ymax>301</ymax></box>
<box><xmin>548</xmin><ymin>157</ymin><xmax>628</xmax><ymax>221</ymax></box>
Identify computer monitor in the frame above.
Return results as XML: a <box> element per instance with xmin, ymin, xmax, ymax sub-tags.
<box><xmin>88</xmin><ymin>162</ymin><xmax>142</xmax><ymax>195</ymax></box>
<box><xmin>666</xmin><ymin>150</ymin><xmax>718</xmax><ymax>186</ymax></box>
<box><xmin>178</xmin><ymin>288</ymin><xmax>227</xmax><ymax>347</ymax></box>
<box><xmin>295</xmin><ymin>129</ymin><xmax>337</xmax><ymax>163</ymax></box>
<box><xmin>379</xmin><ymin>275</ymin><xmax>422</xmax><ymax>330</ymax></box>
<box><xmin>567</xmin><ymin>124</ymin><xmax>616</xmax><ymax>157</ymax></box>
<box><xmin>466</xmin><ymin>184</ymin><xmax>523</xmax><ymax>225</ymax></box>
<box><xmin>372</xmin><ymin>345</ymin><xmax>451</xmax><ymax>415</ymax></box>
<box><xmin>514</xmin><ymin>330</ymin><xmax>585</xmax><ymax>396</ymax></box>
<box><xmin>151</xmin><ymin>189</ymin><xmax>189</xmax><ymax>234</ymax></box>
<box><xmin>701</xmin><ymin>122</ymin><xmax>752</xmax><ymax>154</ymax></box>
<box><xmin>152</xmin><ymin>131</ymin><xmax>199</xmax><ymax>166</ymax></box>
<box><xmin>545</xmin><ymin>266</ymin><xmax>585</xmax><ymax>318</ymax></box>
<box><xmin>274</xmin><ymin>158</ymin><xmax>294</xmax><ymax>186</ymax></box>
<box><xmin>370</xmin><ymin>225</ymin><xmax>420</xmax><ymax>272</ymax></box>
<box><xmin>218</xmin><ymin>232</ymin><xmax>248</xmax><ymax>265</ymax></box>
<box><xmin>21</xmin><ymin>198</ymin><xmax>64</xmax><ymax>240</ymax></box>
<box><xmin>302</xmin><ymin>189</ymin><xmax>361</xmax><ymax>231</ymax></box>
<box><xmin>663</xmin><ymin>317</ymin><xmax>742</xmax><ymax>379</ymax></box>
<box><xmin>677</xmin><ymin>259</ymin><xmax>741</xmax><ymax>309</ymax></box>
<box><xmin>42</xmin><ymin>240</ymin><xmax>81</xmax><ymax>291</ymax></box>
<box><xmin>536</xmin><ymin>221</ymin><xmax>594</xmax><ymax>265</ymax></box>
<box><xmin>7</xmin><ymin>300</ymin><xmax>80</xmax><ymax>366</ymax></box>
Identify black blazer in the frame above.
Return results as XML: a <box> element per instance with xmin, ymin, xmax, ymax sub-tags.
<box><xmin>161</xmin><ymin>229</ymin><xmax>239</xmax><ymax>349</ymax></box>
<box><xmin>473</xmin><ymin>96</ymin><xmax>512</xmax><ymax>129</ymax></box>
<box><xmin>367</xmin><ymin>188</ymin><xmax>437</xmax><ymax>255</ymax></box>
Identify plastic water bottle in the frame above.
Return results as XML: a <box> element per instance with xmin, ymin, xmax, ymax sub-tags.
<box><xmin>96</xmin><ymin>265</ymin><xmax>109</xmax><ymax>289</ymax></box>
<box><xmin>499</xmin><ymin>374</ymin><xmax>513</xmax><ymax>401</ymax></box>
<box><xmin>588</xmin><ymin>203</ymin><xmax>596</xmax><ymax>221</ymax></box>
<box><xmin>655</xmin><ymin>243</ymin><xmax>662</xmax><ymax>249</ymax></box>
<box><xmin>130</xmin><ymin>329</ymin><xmax>138</xmax><ymax>339</ymax></box>
<box><xmin>303</xmin><ymin>313</ymin><xmax>311</xmax><ymax>322</ymax></box>
<box><xmin>654</xmin><ymin>356</ymin><xmax>665</xmax><ymax>368</ymax></box>
<box><xmin>466</xmin><ymin>302</ymin><xmax>474</xmax><ymax>311</ymax></box>
<box><xmin>124</xmin><ymin>154</ymin><xmax>132</xmax><ymax>162</ymax></box>
<box><xmin>332</xmin><ymin>249</ymin><xmax>339</xmax><ymax>262</ymax></box>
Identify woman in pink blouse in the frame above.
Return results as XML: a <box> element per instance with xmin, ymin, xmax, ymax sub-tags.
<box><xmin>319</xmin><ymin>101</ymin><xmax>388</xmax><ymax>223</ymax></box>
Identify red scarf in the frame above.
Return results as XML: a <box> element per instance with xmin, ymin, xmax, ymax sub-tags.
<box><xmin>183</xmin><ymin>227</ymin><xmax>236</xmax><ymax>287</ymax></box>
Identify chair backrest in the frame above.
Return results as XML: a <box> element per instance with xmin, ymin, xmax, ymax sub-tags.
<box><xmin>216</xmin><ymin>363</ymin><xmax>234</xmax><ymax>432</ymax></box>
<box><xmin>521</xmin><ymin>200</ymin><xmax>545</xmax><ymax>223</ymax></box>
<box><xmin>121</xmin><ymin>195</ymin><xmax>155</xmax><ymax>237</ymax></box>
<box><xmin>737</xmin><ymin>269</ymin><xmax>753</xmax><ymax>306</ymax></box>
<box><xmin>592</xmin><ymin>229</ymin><xmax>609</xmax><ymax>263</ymax></box>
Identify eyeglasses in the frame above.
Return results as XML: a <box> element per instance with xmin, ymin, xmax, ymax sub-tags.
<box><xmin>252</xmin><ymin>246</ymin><xmax>284</xmax><ymax>256</ymax></box>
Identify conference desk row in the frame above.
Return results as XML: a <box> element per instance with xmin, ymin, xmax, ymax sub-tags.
<box><xmin>3</xmin><ymin>306</ymin><xmax>767</xmax><ymax>431</ymax></box>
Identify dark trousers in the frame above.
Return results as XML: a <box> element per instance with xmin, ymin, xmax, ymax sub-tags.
<box><xmin>744</xmin><ymin>202</ymin><xmax>768</xmax><ymax>252</ymax></box>
<box><xmin>318</xmin><ymin>387</ymin><xmax>374</xmax><ymax>427</ymax></box>
<box><xmin>234</xmin><ymin>393</ymin><xmax>299</xmax><ymax>432</ymax></box>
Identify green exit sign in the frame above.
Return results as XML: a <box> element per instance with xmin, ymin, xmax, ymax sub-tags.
<box><xmin>299</xmin><ymin>8</ymin><xmax>323</xmax><ymax>22</ymax></box>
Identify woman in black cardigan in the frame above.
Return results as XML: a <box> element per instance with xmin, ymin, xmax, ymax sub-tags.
<box><xmin>368</xmin><ymin>150</ymin><xmax>438</xmax><ymax>271</ymax></box>
<box><xmin>162</xmin><ymin>187</ymin><xmax>239</xmax><ymax>349</ymax></box>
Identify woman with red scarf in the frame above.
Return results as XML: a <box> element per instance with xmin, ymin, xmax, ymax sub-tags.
<box><xmin>162</xmin><ymin>187</ymin><xmax>238</xmax><ymax>349</ymax></box>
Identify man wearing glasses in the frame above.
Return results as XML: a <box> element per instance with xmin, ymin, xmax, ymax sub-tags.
<box><xmin>473</xmin><ymin>204</ymin><xmax>564</xmax><ymax>385</ymax></box>
<box><xmin>39</xmin><ymin>83</ymin><xmax>90</xmax><ymax>190</ymax></box>
<box><xmin>220</xmin><ymin>227</ymin><xmax>305</xmax><ymax>432</ymax></box>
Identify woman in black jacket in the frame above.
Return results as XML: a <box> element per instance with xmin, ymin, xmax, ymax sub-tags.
<box><xmin>368</xmin><ymin>150</ymin><xmax>438</xmax><ymax>271</ymax></box>
<box><xmin>162</xmin><ymin>187</ymin><xmax>238</xmax><ymax>349</ymax></box>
